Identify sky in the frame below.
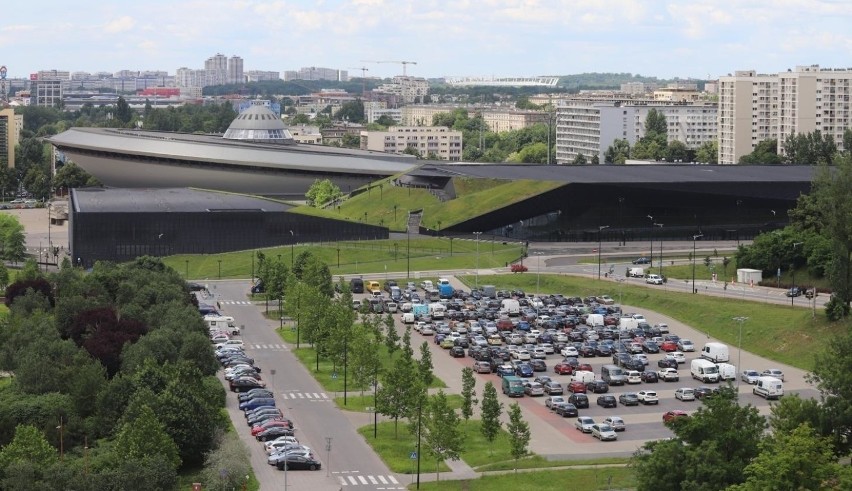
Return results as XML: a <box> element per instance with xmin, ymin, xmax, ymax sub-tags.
<box><xmin>2</xmin><ymin>0</ymin><xmax>852</xmax><ymax>80</ymax></box>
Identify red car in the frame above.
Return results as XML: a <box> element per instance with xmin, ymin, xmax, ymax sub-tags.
<box><xmin>567</xmin><ymin>381</ymin><xmax>587</xmax><ymax>394</ymax></box>
<box><xmin>554</xmin><ymin>363</ymin><xmax>574</xmax><ymax>375</ymax></box>
<box><xmin>510</xmin><ymin>264</ymin><xmax>528</xmax><ymax>273</ymax></box>
<box><xmin>578</xmin><ymin>363</ymin><xmax>593</xmax><ymax>373</ymax></box>
<box><xmin>660</xmin><ymin>341</ymin><xmax>679</xmax><ymax>352</ymax></box>
<box><xmin>662</xmin><ymin>410</ymin><xmax>689</xmax><ymax>423</ymax></box>
<box><xmin>251</xmin><ymin>419</ymin><xmax>292</xmax><ymax>436</ymax></box>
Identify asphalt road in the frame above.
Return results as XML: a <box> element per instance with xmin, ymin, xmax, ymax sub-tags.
<box><xmin>211</xmin><ymin>280</ymin><xmax>406</xmax><ymax>491</ymax></box>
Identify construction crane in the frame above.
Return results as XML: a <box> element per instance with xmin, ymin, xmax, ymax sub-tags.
<box><xmin>360</xmin><ymin>60</ymin><xmax>418</xmax><ymax>76</ymax></box>
<box><xmin>346</xmin><ymin>66</ymin><xmax>370</xmax><ymax>98</ymax></box>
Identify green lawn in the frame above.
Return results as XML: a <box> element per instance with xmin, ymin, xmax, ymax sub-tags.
<box><xmin>336</xmin><ymin>393</ymin><xmax>463</xmax><ymax>413</ymax></box>
<box><xmin>162</xmin><ymin>238</ymin><xmax>523</xmax><ymax>280</ymax></box>
<box><xmin>410</xmin><ymin>466</ymin><xmax>635</xmax><ymax>491</ymax></box>
<box><xmin>274</xmin><ymin>327</ymin><xmax>447</xmax><ymax>392</ymax></box>
<box><xmin>358</xmin><ymin>421</ymin><xmax>451</xmax><ymax>474</ymax></box>
<box><xmin>459</xmin><ymin>274</ymin><xmax>850</xmax><ymax>371</ymax></box>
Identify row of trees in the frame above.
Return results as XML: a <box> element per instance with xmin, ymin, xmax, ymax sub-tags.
<box><xmin>739</xmin><ymin>129</ymin><xmax>852</xmax><ymax>165</ymax></box>
<box><xmin>0</xmin><ymin>256</ymin><xmax>247</xmax><ymax>490</ymax></box>
<box><xmin>603</xmin><ymin>109</ymin><xmax>719</xmax><ymax>165</ymax></box>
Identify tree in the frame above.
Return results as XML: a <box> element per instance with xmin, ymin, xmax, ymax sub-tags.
<box><xmin>305</xmin><ymin>179</ymin><xmax>341</xmax><ymax>207</ymax></box>
<box><xmin>417</xmin><ymin>342</ymin><xmax>433</xmax><ymax>388</ymax></box>
<box><xmin>376</xmin><ymin>336</ymin><xmax>420</xmax><ymax>437</ymax></box>
<box><xmin>811</xmin><ymin>156</ymin><xmax>852</xmax><ymax>318</ymax></box>
<box><xmin>782</xmin><ymin>130</ymin><xmax>837</xmax><ymax>165</ymax></box>
<box><xmin>728</xmin><ymin>424</ymin><xmax>842</xmax><ymax>491</ymax></box>
<box><xmin>460</xmin><ymin>367</ymin><xmax>477</xmax><ymax>422</ymax></box>
<box><xmin>375</xmin><ymin>115</ymin><xmax>396</xmax><ymax>127</ymax></box>
<box><xmin>114</xmin><ymin>96</ymin><xmax>133</xmax><ymax>124</ymax></box>
<box><xmin>808</xmin><ymin>330</ymin><xmax>852</xmax><ymax>454</ymax></box>
<box><xmin>0</xmin><ymin>424</ymin><xmax>57</xmax><ymax>471</ymax></box>
<box><xmin>420</xmin><ymin>390</ymin><xmax>463</xmax><ymax>481</ymax></box>
<box><xmin>604</xmin><ymin>138</ymin><xmax>631</xmax><ymax>164</ymax></box>
<box><xmin>739</xmin><ymin>138</ymin><xmax>783</xmax><ymax>165</ymax></box>
<box><xmin>199</xmin><ymin>431</ymin><xmax>253</xmax><ymax>491</ymax></box>
<box><xmin>335</xmin><ymin>99</ymin><xmax>365</xmax><ymax>123</ymax></box>
<box><xmin>666</xmin><ymin>140</ymin><xmax>689</xmax><ymax>162</ymax></box>
<box><xmin>590</xmin><ymin>154</ymin><xmax>600</xmax><ymax>165</ymax></box>
<box><xmin>114</xmin><ymin>404</ymin><xmax>181</xmax><ymax>470</ymax></box>
<box><xmin>479</xmin><ymin>381</ymin><xmax>502</xmax><ymax>454</ymax></box>
<box><xmin>384</xmin><ymin>314</ymin><xmax>400</xmax><ymax>358</ymax></box>
<box><xmin>695</xmin><ymin>140</ymin><xmax>718</xmax><ymax>164</ymax></box>
<box><xmin>644</xmin><ymin>108</ymin><xmax>668</xmax><ymax>135</ymax></box>
<box><xmin>571</xmin><ymin>153</ymin><xmax>587</xmax><ymax>165</ymax></box>
<box><xmin>505</xmin><ymin>402</ymin><xmax>530</xmax><ymax>470</ymax></box>
<box><xmin>53</xmin><ymin>163</ymin><xmax>97</xmax><ymax>192</ymax></box>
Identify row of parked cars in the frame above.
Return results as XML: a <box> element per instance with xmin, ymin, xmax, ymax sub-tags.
<box><xmin>204</xmin><ymin>297</ymin><xmax>322</xmax><ymax>473</ymax></box>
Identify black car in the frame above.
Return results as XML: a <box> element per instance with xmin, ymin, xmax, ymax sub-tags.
<box><xmin>568</xmin><ymin>393</ymin><xmax>590</xmax><ymax>409</ymax></box>
<box><xmin>276</xmin><ymin>454</ymin><xmax>322</xmax><ymax>471</ymax></box>
<box><xmin>230</xmin><ymin>378</ymin><xmax>265</xmax><ymax>392</ymax></box>
<box><xmin>586</xmin><ymin>380</ymin><xmax>610</xmax><ymax>394</ymax></box>
<box><xmin>594</xmin><ymin>344</ymin><xmax>613</xmax><ymax>356</ymax></box>
<box><xmin>624</xmin><ymin>359</ymin><xmax>646</xmax><ymax>371</ymax></box>
<box><xmin>632</xmin><ymin>257</ymin><xmax>651</xmax><ymax>264</ymax></box>
<box><xmin>657</xmin><ymin>358</ymin><xmax>678</xmax><ymax>369</ymax></box>
<box><xmin>785</xmin><ymin>287</ymin><xmax>804</xmax><ymax>297</ymax></box>
<box><xmin>554</xmin><ymin>402</ymin><xmax>579</xmax><ymax>417</ymax></box>
<box><xmin>257</xmin><ymin>426</ymin><xmax>295</xmax><ymax>441</ymax></box>
<box><xmin>529</xmin><ymin>359</ymin><xmax>547</xmax><ymax>372</ymax></box>
<box><xmin>618</xmin><ymin>393</ymin><xmax>640</xmax><ymax>406</ymax></box>
<box><xmin>238</xmin><ymin>389</ymin><xmax>274</xmax><ymax>402</ymax></box>
<box><xmin>640</xmin><ymin>371</ymin><xmax>659</xmax><ymax>383</ymax></box>
<box><xmin>694</xmin><ymin>386</ymin><xmax>718</xmax><ymax>399</ymax></box>
<box><xmin>578</xmin><ymin>345</ymin><xmax>596</xmax><ymax>357</ymax></box>
<box><xmin>450</xmin><ymin>346</ymin><xmax>466</xmax><ymax>358</ymax></box>
<box><xmin>596</xmin><ymin>395</ymin><xmax>618</xmax><ymax>408</ymax></box>
<box><xmin>614</xmin><ymin>352</ymin><xmax>632</xmax><ymax>367</ymax></box>
<box><xmin>642</xmin><ymin>341</ymin><xmax>660</xmax><ymax>353</ymax></box>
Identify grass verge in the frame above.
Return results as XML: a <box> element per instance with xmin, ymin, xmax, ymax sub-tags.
<box><xmin>358</xmin><ymin>421</ymin><xmax>451</xmax><ymax>474</ymax></box>
<box><xmin>336</xmin><ymin>393</ymin><xmax>463</xmax><ymax>413</ymax></box>
<box><xmin>410</xmin><ymin>466</ymin><xmax>635</xmax><ymax>490</ymax></box>
<box><xmin>475</xmin><ymin>456</ymin><xmax>629</xmax><ymax>472</ymax></box>
<box><xmin>458</xmin><ymin>273</ymin><xmax>850</xmax><ymax>371</ymax></box>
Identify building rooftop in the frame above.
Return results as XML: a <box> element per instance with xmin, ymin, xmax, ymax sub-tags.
<box><xmin>72</xmin><ymin>187</ymin><xmax>293</xmax><ymax>213</ymax></box>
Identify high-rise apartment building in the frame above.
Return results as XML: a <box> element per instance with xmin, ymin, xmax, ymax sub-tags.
<box><xmin>360</xmin><ymin>126</ymin><xmax>462</xmax><ymax>160</ymax></box>
<box><xmin>555</xmin><ymin>98</ymin><xmax>717</xmax><ymax>164</ymax></box>
<box><xmin>227</xmin><ymin>56</ymin><xmax>244</xmax><ymax>84</ymax></box>
<box><xmin>245</xmin><ymin>70</ymin><xmax>280</xmax><ymax>82</ymax></box>
<box><xmin>0</xmin><ymin>108</ymin><xmax>22</xmax><ymax>168</ymax></box>
<box><xmin>718</xmin><ymin>65</ymin><xmax>852</xmax><ymax>164</ymax></box>
<box><xmin>205</xmin><ymin>53</ymin><xmax>228</xmax><ymax>86</ymax></box>
<box><xmin>32</xmin><ymin>79</ymin><xmax>63</xmax><ymax>107</ymax></box>
<box><xmin>176</xmin><ymin>67</ymin><xmax>207</xmax><ymax>88</ymax></box>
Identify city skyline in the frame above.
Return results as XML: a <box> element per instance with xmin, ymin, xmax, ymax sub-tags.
<box><xmin>1</xmin><ymin>0</ymin><xmax>851</xmax><ymax>80</ymax></box>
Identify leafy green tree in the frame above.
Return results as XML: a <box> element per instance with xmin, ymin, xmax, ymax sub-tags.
<box><xmin>807</xmin><ymin>330</ymin><xmax>852</xmax><ymax>454</ymax></box>
<box><xmin>420</xmin><ymin>390</ymin><xmax>463</xmax><ymax>481</ymax></box>
<box><xmin>604</xmin><ymin>138</ymin><xmax>631</xmax><ymax>164</ymax></box>
<box><xmin>506</xmin><ymin>402</ymin><xmax>530</xmax><ymax>470</ymax></box>
<box><xmin>507</xmin><ymin>142</ymin><xmax>547</xmax><ymax>163</ymax></box>
<box><xmin>782</xmin><ymin>129</ymin><xmax>837</xmax><ymax>165</ymax></box>
<box><xmin>644</xmin><ymin>108</ymin><xmax>668</xmax><ymax>135</ymax></box>
<box><xmin>114</xmin><ymin>96</ymin><xmax>133</xmax><ymax>125</ymax></box>
<box><xmin>0</xmin><ymin>424</ymin><xmax>57</xmax><ymax>471</ymax></box>
<box><xmin>305</xmin><ymin>178</ymin><xmax>342</xmax><ymax>207</ymax></box>
<box><xmin>53</xmin><ymin>163</ymin><xmax>97</xmax><ymax>191</ymax></box>
<box><xmin>696</xmin><ymin>140</ymin><xmax>718</xmax><ymax>164</ymax></box>
<box><xmin>590</xmin><ymin>154</ymin><xmax>600</xmax><ymax>165</ymax></box>
<box><xmin>335</xmin><ymin>99</ymin><xmax>365</xmax><ymax>123</ymax></box>
<box><xmin>376</xmin><ymin>352</ymin><xmax>420</xmax><ymax>437</ymax></box>
<box><xmin>739</xmin><ymin>139</ymin><xmax>782</xmax><ymax>165</ymax></box>
<box><xmin>417</xmin><ymin>341</ymin><xmax>433</xmax><ymax>387</ymax></box>
<box><xmin>571</xmin><ymin>153</ymin><xmax>587</xmax><ymax>165</ymax></box>
<box><xmin>728</xmin><ymin>424</ymin><xmax>842</xmax><ymax>491</ymax></box>
<box><xmin>479</xmin><ymin>381</ymin><xmax>502</xmax><ymax>454</ymax></box>
<box><xmin>375</xmin><ymin>115</ymin><xmax>396</xmax><ymax>127</ymax></box>
<box><xmin>460</xmin><ymin>367</ymin><xmax>477</xmax><ymax>422</ymax></box>
<box><xmin>114</xmin><ymin>404</ymin><xmax>181</xmax><ymax>470</ymax></box>
<box><xmin>199</xmin><ymin>431</ymin><xmax>253</xmax><ymax>491</ymax></box>
<box><xmin>384</xmin><ymin>314</ymin><xmax>400</xmax><ymax>358</ymax></box>
<box><xmin>666</xmin><ymin>140</ymin><xmax>689</xmax><ymax>162</ymax></box>
<box><xmin>290</xmin><ymin>113</ymin><xmax>311</xmax><ymax>125</ymax></box>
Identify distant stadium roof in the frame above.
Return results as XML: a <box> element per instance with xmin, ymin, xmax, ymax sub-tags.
<box><xmin>444</xmin><ymin>76</ymin><xmax>559</xmax><ymax>87</ymax></box>
<box><xmin>223</xmin><ymin>104</ymin><xmax>294</xmax><ymax>143</ymax></box>
<box><xmin>73</xmin><ymin>187</ymin><xmax>293</xmax><ymax>213</ymax></box>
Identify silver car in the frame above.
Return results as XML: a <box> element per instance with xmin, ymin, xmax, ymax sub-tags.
<box><xmin>591</xmin><ymin>423</ymin><xmax>618</xmax><ymax>441</ymax></box>
<box><xmin>574</xmin><ymin>416</ymin><xmax>596</xmax><ymax>433</ymax></box>
<box><xmin>267</xmin><ymin>446</ymin><xmax>312</xmax><ymax>465</ymax></box>
<box><xmin>741</xmin><ymin>369</ymin><xmax>760</xmax><ymax>384</ymax></box>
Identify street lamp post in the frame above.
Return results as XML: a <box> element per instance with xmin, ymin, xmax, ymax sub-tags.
<box><xmin>654</xmin><ymin>223</ymin><xmax>664</xmax><ymax>277</ymax></box>
<box><xmin>692</xmin><ymin>233</ymin><xmax>703</xmax><ymax>293</ymax></box>
<box><xmin>343</xmin><ymin>329</ymin><xmax>348</xmax><ymax>405</ymax></box>
<box><xmin>617</xmin><ymin>197</ymin><xmax>625</xmax><ymax>245</ymax></box>
<box><xmin>534</xmin><ymin>252</ymin><xmax>543</xmax><ymax>296</ymax></box>
<box><xmin>185</xmin><ymin>259</ymin><xmax>189</xmax><ymax>278</ymax></box>
<box><xmin>733</xmin><ymin>316</ymin><xmax>748</xmax><ymax>390</ymax></box>
<box><xmin>290</xmin><ymin>230</ymin><xmax>295</xmax><ymax>264</ymax></box>
<box><xmin>597</xmin><ymin>225</ymin><xmax>609</xmax><ymax>280</ymax></box>
<box><xmin>473</xmin><ymin>232</ymin><xmax>482</xmax><ymax>289</ymax></box>
<box><xmin>647</xmin><ymin>215</ymin><xmax>654</xmax><ymax>268</ymax></box>
<box><xmin>406</xmin><ymin>214</ymin><xmax>411</xmax><ymax>279</ymax></box>
<box><xmin>217</xmin><ymin>260</ymin><xmax>222</xmax><ymax>279</ymax></box>
<box><xmin>791</xmin><ymin>242</ymin><xmax>803</xmax><ymax>305</ymax></box>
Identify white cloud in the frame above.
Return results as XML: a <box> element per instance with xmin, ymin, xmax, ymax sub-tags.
<box><xmin>103</xmin><ymin>16</ymin><xmax>136</xmax><ymax>34</ymax></box>
<box><xmin>1</xmin><ymin>24</ymin><xmax>36</xmax><ymax>32</ymax></box>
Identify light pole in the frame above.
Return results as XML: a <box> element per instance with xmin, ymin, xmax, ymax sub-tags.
<box><xmin>217</xmin><ymin>259</ymin><xmax>222</xmax><ymax>279</ymax></box>
<box><xmin>647</xmin><ymin>215</ymin><xmax>654</xmax><ymax>267</ymax></box>
<box><xmin>474</xmin><ymin>232</ymin><xmax>482</xmax><ymax>289</ymax></box>
<box><xmin>736</xmin><ymin>199</ymin><xmax>742</xmax><ymax>245</ymax></box>
<box><xmin>733</xmin><ymin>316</ymin><xmax>748</xmax><ymax>390</ymax></box>
<box><xmin>791</xmin><ymin>242</ymin><xmax>803</xmax><ymax>305</ymax></box>
<box><xmin>654</xmin><ymin>223</ymin><xmax>663</xmax><ymax>277</ymax></box>
<box><xmin>185</xmin><ymin>259</ymin><xmax>189</xmax><ymax>278</ymax></box>
<box><xmin>692</xmin><ymin>233</ymin><xmax>703</xmax><ymax>293</ymax></box>
<box><xmin>597</xmin><ymin>225</ymin><xmax>609</xmax><ymax>280</ymax></box>
<box><xmin>617</xmin><ymin>197</ymin><xmax>625</xmax><ymax>245</ymax></box>
<box><xmin>343</xmin><ymin>328</ymin><xmax>349</xmax><ymax>405</ymax></box>
<box><xmin>290</xmin><ymin>230</ymin><xmax>295</xmax><ymax>264</ymax></box>
<box><xmin>406</xmin><ymin>215</ymin><xmax>411</xmax><ymax>279</ymax></box>
<box><xmin>534</xmin><ymin>252</ymin><xmax>543</xmax><ymax>296</ymax></box>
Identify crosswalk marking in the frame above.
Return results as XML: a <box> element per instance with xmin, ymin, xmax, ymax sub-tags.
<box><xmin>347</xmin><ymin>476</ymin><xmax>358</xmax><ymax>485</ymax></box>
<box><xmin>378</xmin><ymin>476</ymin><xmax>388</xmax><ymax>484</ymax></box>
<box><xmin>368</xmin><ymin>476</ymin><xmax>378</xmax><ymax>484</ymax></box>
<box><xmin>248</xmin><ymin>343</ymin><xmax>288</xmax><ymax>350</ymax></box>
<box><xmin>280</xmin><ymin>392</ymin><xmax>329</xmax><ymax>400</ymax></box>
<box><xmin>337</xmin><ymin>475</ymin><xmax>402</xmax><ymax>487</ymax></box>
<box><xmin>388</xmin><ymin>476</ymin><xmax>399</xmax><ymax>484</ymax></box>
<box><xmin>219</xmin><ymin>300</ymin><xmax>252</xmax><ymax>305</ymax></box>
<box><xmin>358</xmin><ymin>475</ymin><xmax>368</xmax><ymax>484</ymax></box>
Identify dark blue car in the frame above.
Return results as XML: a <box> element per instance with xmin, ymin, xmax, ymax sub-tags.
<box><xmin>496</xmin><ymin>365</ymin><xmax>515</xmax><ymax>378</ymax></box>
<box><xmin>239</xmin><ymin>397</ymin><xmax>276</xmax><ymax>412</ymax></box>
<box><xmin>515</xmin><ymin>363</ymin><xmax>534</xmax><ymax>377</ymax></box>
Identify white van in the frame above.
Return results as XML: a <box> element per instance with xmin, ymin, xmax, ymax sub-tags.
<box><xmin>428</xmin><ymin>303</ymin><xmax>446</xmax><ymax>319</ymax></box>
<box><xmin>572</xmin><ymin>370</ymin><xmax>595</xmax><ymax>384</ymax></box>
<box><xmin>385</xmin><ymin>302</ymin><xmax>399</xmax><ymax>313</ymax></box>
<box><xmin>500</xmin><ymin>299</ymin><xmax>520</xmax><ymax>316</ymax></box>
<box><xmin>204</xmin><ymin>315</ymin><xmax>240</xmax><ymax>336</ymax></box>
<box><xmin>628</xmin><ymin>267</ymin><xmax>644</xmax><ymax>278</ymax></box>
<box><xmin>691</xmin><ymin>359</ymin><xmax>720</xmax><ymax>383</ymax></box>
<box><xmin>420</xmin><ymin>280</ymin><xmax>434</xmax><ymax>291</ymax></box>
<box><xmin>586</xmin><ymin>314</ymin><xmax>604</xmax><ymax>327</ymax></box>
<box><xmin>701</xmin><ymin>342</ymin><xmax>730</xmax><ymax>362</ymax></box>
<box><xmin>753</xmin><ymin>376</ymin><xmax>784</xmax><ymax>400</ymax></box>
<box><xmin>646</xmin><ymin>274</ymin><xmax>663</xmax><ymax>285</ymax></box>
<box><xmin>401</xmin><ymin>312</ymin><xmax>415</xmax><ymax>324</ymax></box>
<box><xmin>716</xmin><ymin>363</ymin><xmax>737</xmax><ymax>381</ymax></box>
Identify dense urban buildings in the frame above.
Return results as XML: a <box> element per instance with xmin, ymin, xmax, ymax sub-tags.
<box><xmin>718</xmin><ymin>65</ymin><xmax>852</xmax><ymax>164</ymax></box>
<box><xmin>0</xmin><ymin>108</ymin><xmax>23</xmax><ymax>168</ymax></box>
<box><xmin>283</xmin><ymin>67</ymin><xmax>348</xmax><ymax>82</ymax></box>
<box><xmin>359</xmin><ymin>126</ymin><xmax>463</xmax><ymax>160</ymax></box>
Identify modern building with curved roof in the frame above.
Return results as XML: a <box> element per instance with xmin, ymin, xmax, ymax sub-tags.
<box><xmin>50</xmin><ymin>121</ymin><xmax>418</xmax><ymax>198</ymax></box>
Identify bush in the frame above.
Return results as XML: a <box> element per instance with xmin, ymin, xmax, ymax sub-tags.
<box><xmin>824</xmin><ymin>296</ymin><xmax>849</xmax><ymax>321</ymax></box>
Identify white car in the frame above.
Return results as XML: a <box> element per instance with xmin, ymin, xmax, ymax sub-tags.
<box><xmin>761</xmin><ymin>369</ymin><xmax>785</xmax><ymax>381</ymax></box>
<box><xmin>626</xmin><ymin>370</ymin><xmax>642</xmax><ymax>384</ymax></box>
<box><xmin>666</xmin><ymin>351</ymin><xmax>686</xmax><ymax>364</ymax></box>
<box><xmin>598</xmin><ymin>295</ymin><xmax>615</xmax><ymax>305</ymax></box>
<box><xmin>645</xmin><ymin>274</ymin><xmax>663</xmax><ymax>285</ymax></box>
<box><xmin>637</xmin><ymin>390</ymin><xmax>659</xmax><ymax>405</ymax></box>
<box><xmin>658</xmin><ymin>368</ymin><xmax>680</xmax><ymax>382</ymax></box>
<box><xmin>741</xmin><ymin>369</ymin><xmax>760</xmax><ymax>384</ymax></box>
<box><xmin>265</xmin><ymin>438</ymin><xmax>301</xmax><ymax>454</ymax></box>
<box><xmin>531</xmin><ymin>348</ymin><xmax>547</xmax><ymax>359</ymax></box>
<box><xmin>654</xmin><ymin>323</ymin><xmax>670</xmax><ymax>334</ymax></box>
<box><xmin>574</xmin><ymin>416</ymin><xmax>596</xmax><ymax>433</ymax></box>
<box><xmin>674</xmin><ymin>387</ymin><xmax>696</xmax><ymax>401</ymax></box>
<box><xmin>420</xmin><ymin>326</ymin><xmax>434</xmax><ymax>336</ymax></box>
<box><xmin>513</xmin><ymin>349</ymin><xmax>531</xmax><ymax>361</ymax></box>
<box><xmin>472</xmin><ymin>335</ymin><xmax>488</xmax><ymax>347</ymax></box>
<box><xmin>561</xmin><ymin>346</ymin><xmax>579</xmax><ymax>357</ymax></box>
<box><xmin>603</xmin><ymin>416</ymin><xmax>626</xmax><ymax>432</ymax></box>
<box><xmin>591</xmin><ymin>423</ymin><xmax>618</xmax><ymax>441</ymax></box>
<box><xmin>524</xmin><ymin>382</ymin><xmax>545</xmax><ymax>397</ymax></box>
<box><xmin>540</xmin><ymin>343</ymin><xmax>555</xmax><ymax>355</ymax></box>
<box><xmin>677</xmin><ymin>339</ymin><xmax>695</xmax><ymax>352</ymax></box>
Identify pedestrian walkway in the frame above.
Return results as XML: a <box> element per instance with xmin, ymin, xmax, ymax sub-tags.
<box><xmin>247</xmin><ymin>343</ymin><xmax>289</xmax><ymax>351</ymax></box>
<box><xmin>279</xmin><ymin>391</ymin><xmax>330</xmax><ymax>401</ymax></box>
<box><xmin>220</xmin><ymin>300</ymin><xmax>253</xmax><ymax>305</ymax></box>
<box><xmin>335</xmin><ymin>472</ymin><xmax>403</xmax><ymax>488</ymax></box>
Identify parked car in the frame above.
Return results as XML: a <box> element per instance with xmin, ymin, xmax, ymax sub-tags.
<box><xmin>740</xmin><ymin>369</ymin><xmax>760</xmax><ymax>384</ymax></box>
<box><xmin>450</xmin><ymin>346</ymin><xmax>466</xmax><ymax>358</ymax></box>
<box><xmin>574</xmin><ymin>416</ymin><xmax>596</xmax><ymax>433</ymax></box>
<box><xmin>275</xmin><ymin>454</ymin><xmax>322</xmax><ymax>471</ymax></box>
<box><xmin>666</xmin><ymin>351</ymin><xmax>686</xmax><ymax>364</ymax></box>
<box><xmin>636</xmin><ymin>390</ymin><xmax>659</xmax><ymax>405</ymax></box>
<box><xmin>663</xmin><ymin>410</ymin><xmax>689</xmax><ymax>423</ymax></box>
<box><xmin>591</xmin><ymin>423</ymin><xmax>618</xmax><ymax>441</ymax></box>
<box><xmin>256</xmin><ymin>426</ymin><xmax>295</xmax><ymax>441</ymax></box>
<box><xmin>596</xmin><ymin>395</ymin><xmax>617</xmax><ymax>408</ymax></box>
<box><xmin>554</xmin><ymin>402</ymin><xmax>579</xmax><ymax>417</ymax></box>
<box><xmin>568</xmin><ymin>393</ymin><xmax>590</xmax><ymax>409</ymax></box>
<box><xmin>586</xmin><ymin>380</ymin><xmax>610</xmax><ymax>394</ymax></box>
<box><xmin>529</xmin><ymin>359</ymin><xmax>547</xmax><ymax>372</ymax></box>
<box><xmin>618</xmin><ymin>392</ymin><xmax>640</xmax><ymax>406</ymax></box>
<box><xmin>603</xmin><ymin>416</ymin><xmax>626</xmax><ymax>432</ymax></box>
<box><xmin>641</xmin><ymin>371</ymin><xmax>659</xmax><ymax>383</ymax></box>
<box><xmin>625</xmin><ymin>370</ymin><xmax>642</xmax><ymax>384</ymax></box>
<box><xmin>674</xmin><ymin>387</ymin><xmax>696</xmax><ymax>401</ymax></box>
<box><xmin>543</xmin><ymin>381</ymin><xmax>564</xmax><ymax>395</ymax></box>
<box><xmin>657</xmin><ymin>358</ymin><xmax>678</xmax><ymax>369</ymax></box>
<box><xmin>677</xmin><ymin>339</ymin><xmax>695</xmax><ymax>352</ymax></box>
<box><xmin>524</xmin><ymin>382</ymin><xmax>545</xmax><ymax>397</ymax></box>
<box><xmin>567</xmin><ymin>381</ymin><xmax>587</xmax><ymax>394</ymax></box>
<box><xmin>660</xmin><ymin>340</ymin><xmax>679</xmax><ymax>352</ymax></box>
<box><xmin>657</xmin><ymin>368</ymin><xmax>680</xmax><ymax>382</ymax></box>
<box><xmin>761</xmin><ymin>368</ymin><xmax>785</xmax><ymax>381</ymax></box>
<box><xmin>632</xmin><ymin>257</ymin><xmax>651</xmax><ymax>265</ymax></box>
<box><xmin>545</xmin><ymin>396</ymin><xmax>566</xmax><ymax>409</ymax></box>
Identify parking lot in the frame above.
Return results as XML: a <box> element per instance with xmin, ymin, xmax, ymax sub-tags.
<box><xmin>357</xmin><ymin>276</ymin><xmax>819</xmax><ymax>458</ymax></box>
